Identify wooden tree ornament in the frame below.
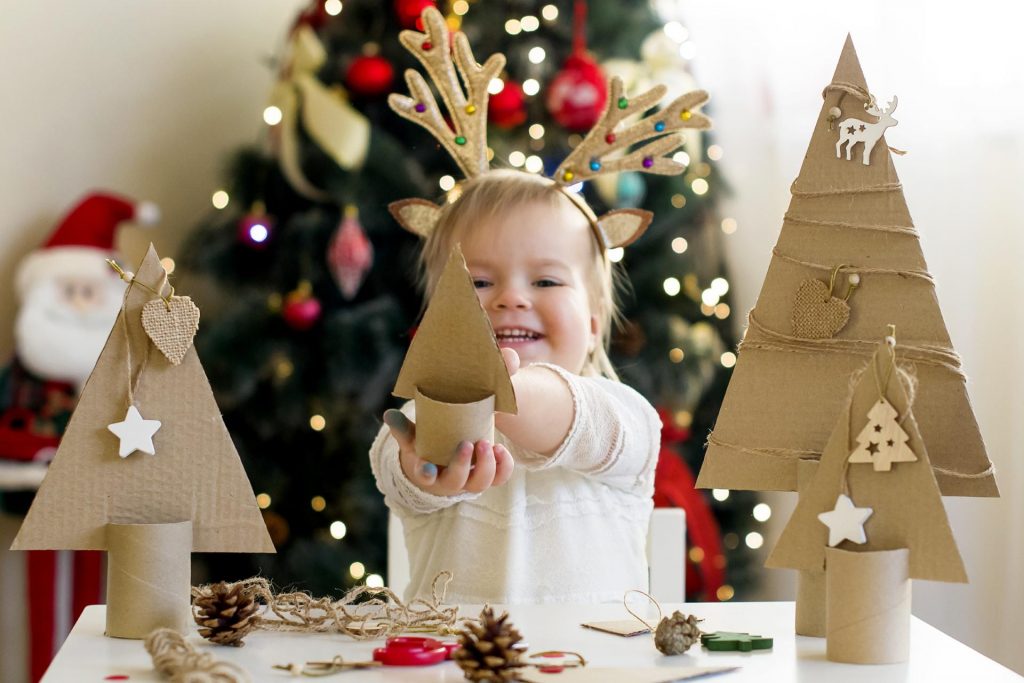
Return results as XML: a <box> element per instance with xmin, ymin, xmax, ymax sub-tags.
<box><xmin>697</xmin><ymin>35</ymin><xmax>996</xmax><ymax>498</ymax></box>
<box><xmin>11</xmin><ymin>245</ymin><xmax>274</xmax><ymax>638</ymax></box>
<box><xmin>392</xmin><ymin>244</ymin><xmax>516</xmax><ymax>466</ymax></box>
<box><xmin>766</xmin><ymin>333</ymin><xmax>966</xmax><ymax>663</ymax></box>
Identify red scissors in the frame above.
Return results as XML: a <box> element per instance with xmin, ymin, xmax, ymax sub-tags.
<box><xmin>372</xmin><ymin>636</ymin><xmax>460</xmax><ymax>666</ymax></box>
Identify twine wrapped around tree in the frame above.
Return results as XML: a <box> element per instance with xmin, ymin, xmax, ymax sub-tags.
<box><xmin>191</xmin><ymin>571</ymin><xmax>459</xmax><ymax>642</ymax></box>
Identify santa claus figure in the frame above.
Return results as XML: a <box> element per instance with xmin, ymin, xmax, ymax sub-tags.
<box><xmin>0</xmin><ymin>191</ymin><xmax>157</xmax><ymax>682</ymax></box>
<box><xmin>0</xmin><ymin>193</ymin><xmax>158</xmax><ymax>468</ymax></box>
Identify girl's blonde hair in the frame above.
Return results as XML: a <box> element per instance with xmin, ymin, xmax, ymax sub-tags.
<box><xmin>418</xmin><ymin>169</ymin><xmax>623</xmax><ymax>380</ymax></box>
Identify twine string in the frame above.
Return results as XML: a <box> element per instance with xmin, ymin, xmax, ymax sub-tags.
<box><xmin>145</xmin><ymin>628</ymin><xmax>251</xmax><ymax>682</ymax></box>
<box><xmin>107</xmin><ymin>260</ymin><xmax>170</xmax><ymax>407</ymax></box>
<box><xmin>822</xmin><ymin>81</ymin><xmax>906</xmax><ymax>155</ymax></box>
<box><xmin>622</xmin><ymin>589</ymin><xmax>662</xmax><ymax>633</ymax></box>
<box><xmin>771</xmin><ymin>247</ymin><xmax>935</xmax><ymax>284</ymax></box>
<box><xmin>191</xmin><ymin>571</ymin><xmax>459</xmax><ymax>640</ymax></box>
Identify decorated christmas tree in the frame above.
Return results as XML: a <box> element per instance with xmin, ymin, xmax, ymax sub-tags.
<box><xmin>179</xmin><ymin>0</ymin><xmax>751</xmax><ymax>600</ymax></box>
<box><xmin>13</xmin><ymin>246</ymin><xmax>273</xmax><ymax>638</ymax></box>
<box><xmin>696</xmin><ymin>35</ymin><xmax>997</xmax><ymax>630</ymax></box>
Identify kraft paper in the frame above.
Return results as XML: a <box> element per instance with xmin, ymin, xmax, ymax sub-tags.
<box><xmin>766</xmin><ymin>339</ymin><xmax>966</xmax><ymax>583</ymax></box>
<box><xmin>696</xmin><ymin>35</ymin><xmax>996</xmax><ymax>498</ymax></box>
<box><xmin>393</xmin><ymin>244</ymin><xmax>516</xmax><ymax>466</ymax></box>
<box><xmin>106</xmin><ymin>521</ymin><xmax>192</xmax><ymax>639</ymax></box>
<box><xmin>826</xmin><ymin>547</ymin><xmax>910</xmax><ymax>664</ymax></box>
<box><xmin>12</xmin><ymin>245</ymin><xmax>274</xmax><ymax>553</ymax></box>
<box><xmin>414</xmin><ymin>388</ymin><xmax>495</xmax><ymax>466</ymax></box>
<box><xmin>795</xmin><ymin>459</ymin><xmax>826</xmax><ymax>637</ymax></box>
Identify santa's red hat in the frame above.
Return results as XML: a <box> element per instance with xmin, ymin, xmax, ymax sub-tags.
<box><xmin>15</xmin><ymin>192</ymin><xmax>159</xmax><ymax>299</ymax></box>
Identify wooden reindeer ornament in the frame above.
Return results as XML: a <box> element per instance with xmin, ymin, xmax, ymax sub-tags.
<box><xmin>387</xmin><ymin>6</ymin><xmax>712</xmax><ymax>249</ymax></box>
<box><xmin>836</xmin><ymin>96</ymin><xmax>898</xmax><ymax>166</ymax></box>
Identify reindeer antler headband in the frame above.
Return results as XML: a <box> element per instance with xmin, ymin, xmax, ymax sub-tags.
<box><xmin>387</xmin><ymin>7</ymin><xmax>712</xmax><ymax>249</ymax></box>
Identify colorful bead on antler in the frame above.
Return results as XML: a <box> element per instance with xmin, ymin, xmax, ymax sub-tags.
<box><xmin>553</xmin><ymin>77</ymin><xmax>712</xmax><ymax>186</ymax></box>
<box><xmin>388</xmin><ymin>7</ymin><xmax>505</xmax><ymax>179</ymax></box>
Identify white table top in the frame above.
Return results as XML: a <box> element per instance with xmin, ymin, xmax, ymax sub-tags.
<box><xmin>44</xmin><ymin>602</ymin><xmax>1021</xmax><ymax>682</ymax></box>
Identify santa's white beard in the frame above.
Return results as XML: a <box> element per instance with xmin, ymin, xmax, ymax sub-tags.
<box><xmin>15</xmin><ymin>278</ymin><xmax>125</xmax><ymax>388</ymax></box>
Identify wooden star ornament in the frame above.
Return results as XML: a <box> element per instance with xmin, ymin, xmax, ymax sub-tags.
<box><xmin>107</xmin><ymin>405</ymin><xmax>162</xmax><ymax>458</ymax></box>
<box><xmin>817</xmin><ymin>493</ymin><xmax>873</xmax><ymax>547</ymax></box>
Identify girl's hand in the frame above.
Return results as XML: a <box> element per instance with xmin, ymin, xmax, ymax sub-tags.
<box><xmin>383</xmin><ymin>410</ymin><xmax>514</xmax><ymax>496</ymax></box>
<box><xmin>501</xmin><ymin>347</ymin><xmax>520</xmax><ymax>377</ymax></box>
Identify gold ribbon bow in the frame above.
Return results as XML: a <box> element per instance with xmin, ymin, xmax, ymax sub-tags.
<box><xmin>269</xmin><ymin>25</ymin><xmax>370</xmax><ymax>200</ymax></box>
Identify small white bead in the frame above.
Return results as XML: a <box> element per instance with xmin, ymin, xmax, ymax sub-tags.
<box><xmin>122</xmin><ymin>271</ymin><xmax>135</xmax><ymax>281</ymax></box>
<box><xmin>885</xmin><ymin>335</ymin><xmax>896</xmax><ymax>347</ymax></box>
<box><xmin>828</xmin><ymin>106</ymin><xmax>842</xmax><ymax>118</ymax></box>
<box><xmin>848</xmin><ymin>273</ymin><xmax>861</xmax><ymax>285</ymax></box>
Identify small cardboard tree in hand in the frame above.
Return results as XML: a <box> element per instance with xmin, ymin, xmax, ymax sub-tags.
<box><xmin>392</xmin><ymin>244</ymin><xmax>517</xmax><ymax>465</ymax></box>
<box><xmin>11</xmin><ymin>245</ymin><xmax>274</xmax><ymax>639</ymax></box>
<box><xmin>766</xmin><ymin>329</ymin><xmax>966</xmax><ymax>664</ymax></box>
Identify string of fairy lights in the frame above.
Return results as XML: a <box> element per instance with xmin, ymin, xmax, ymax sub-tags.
<box><xmin>199</xmin><ymin>0</ymin><xmax>771</xmax><ymax>599</ymax></box>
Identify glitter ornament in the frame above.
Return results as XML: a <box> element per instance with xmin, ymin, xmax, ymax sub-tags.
<box><xmin>327</xmin><ymin>205</ymin><xmax>374</xmax><ymax>300</ymax></box>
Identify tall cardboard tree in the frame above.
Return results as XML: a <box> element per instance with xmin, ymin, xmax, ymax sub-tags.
<box><xmin>697</xmin><ymin>36</ymin><xmax>997</xmax><ymax>498</ymax></box>
<box><xmin>12</xmin><ymin>245</ymin><xmax>273</xmax><ymax>636</ymax></box>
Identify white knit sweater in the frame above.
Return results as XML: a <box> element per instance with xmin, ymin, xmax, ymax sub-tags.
<box><xmin>369</xmin><ymin>363</ymin><xmax>660</xmax><ymax>604</ymax></box>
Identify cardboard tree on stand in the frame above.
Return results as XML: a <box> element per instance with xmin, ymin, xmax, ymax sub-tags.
<box><xmin>393</xmin><ymin>244</ymin><xmax>517</xmax><ymax>466</ymax></box>
<box><xmin>766</xmin><ymin>333</ymin><xmax>967</xmax><ymax>664</ymax></box>
<box><xmin>695</xmin><ymin>36</ymin><xmax>997</xmax><ymax>634</ymax></box>
<box><xmin>11</xmin><ymin>245</ymin><xmax>274</xmax><ymax>639</ymax></box>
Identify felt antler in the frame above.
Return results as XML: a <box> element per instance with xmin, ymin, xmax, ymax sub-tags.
<box><xmin>388</xmin><ymin>7</ymin><xmax>505</xmax><ymax>179</ymax></box>
<box><xmin>553</xmin><ymin>77</ymin><xmax>711</xmax><ymax>185</ymax></box>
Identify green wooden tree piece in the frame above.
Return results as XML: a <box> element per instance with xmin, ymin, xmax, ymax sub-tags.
<box><xmin>700</xmin><ymin>631</ymin><xmax>773</xmax><ymax>652</ymax></box>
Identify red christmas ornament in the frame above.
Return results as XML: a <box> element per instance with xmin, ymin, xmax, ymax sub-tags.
<box><xmin>546</xmin><ymin>53</ymin><xmax>607</xmax><ymax>132</ymax></box>
<box><xmin>345</xmin><ymin>55</ymin><xmax>395</xmax><ymax>98</ymax></box>
<box><xmin>394</xmin><ymin>0</ymin><xmax>436</xmax><ymax>30</ymax></box>
<box><xmin>545</xmin><ymin>0</ymin><xmax>608</xmax><ymax>132</ymax></box>
<box><xmin>282</xmin><ymin>282</ymin><xmax>322</xmax><ymax>331</ymax></box>
<box><xmin>327</xmin><ymin>205</ymin><xmax>374</xmax><ymax>300</ymax></box>
<box><xmin>238</xmin><ymin>203</ymin><xmax>274</xmax><ymax>249</ymax></box>
<box><xmin>488</xmin><ymin>79</ymin><xmax>527</xmax><ymax>130</ymax></box>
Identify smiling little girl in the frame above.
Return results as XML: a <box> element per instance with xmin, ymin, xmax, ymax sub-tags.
<box><xmin>369</xmin><ymin>170</ymin><xmax>661</xmax><ymax>603</ymax></box>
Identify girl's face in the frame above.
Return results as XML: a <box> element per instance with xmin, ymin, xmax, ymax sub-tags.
<box><xmin>461</xmin><ymin>198</ymin><xmax>599</xmax><ymax>374</ymax></box>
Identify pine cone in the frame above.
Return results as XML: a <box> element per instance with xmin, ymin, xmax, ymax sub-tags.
<box><xmin>654</xmin><ymin>611</ymin><xmax>704</xmax><ymax>655</ymax></box>
<box><xmin>193</xmin><ymin>581</ymin><xmax>260</xmax><ymax>647</ymax></box>
<box><xmin>453</xmin><ymin>606</ymin><xmax>525</xmax><ymax>682</ymax></box>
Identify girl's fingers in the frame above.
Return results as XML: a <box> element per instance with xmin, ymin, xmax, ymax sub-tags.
<box><xmin>501</xmin><ymin>347</ymin><xmax>520</xmax><ymax>377</ymax></box>
<box><xmin>492</xmin><ymin>443</ymin><xmax>514</xmax><ymax>487</ymax></box>
<box><xmin>463</xmin><ymin>441</ymin><xmax>497</xmax><ymax>493</ymax></box>
<box><xmin>383</xmin><ymin>409</ymin><xmax>416</xmax><ymax>451</ymax></box>
<box><xmin>436</xmin><ymin>441</ymin><xmax>474</xmax><ymax>493</ymax></box>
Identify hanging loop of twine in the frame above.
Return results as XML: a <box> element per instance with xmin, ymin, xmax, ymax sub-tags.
<box><xmin>622</xmin><ymin>589</ymin><xmax>663</xmax><ymax>633</ymax></box>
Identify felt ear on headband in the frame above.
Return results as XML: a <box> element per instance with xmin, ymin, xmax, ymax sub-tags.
<box><xmin>388</xmin><ymin>198</ymin><xmax>443</xmax><ymax>237</ymax></box>
<box><xmin>597</xmin><ymin>209</ymin><xmax>653</xmax><ymax>248</ymax></box>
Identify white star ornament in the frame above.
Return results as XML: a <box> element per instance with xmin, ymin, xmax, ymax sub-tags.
<box><xmin>817</xmin><ymin>493</ymin><xmax>873</xmax><ymax>547</ymax></box>
<box><xmin>107</xmin><ymin>406</ymin><xmax>162</xmax><ymax>458</ymax></box>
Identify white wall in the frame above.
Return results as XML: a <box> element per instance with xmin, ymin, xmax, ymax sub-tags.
<box><xmin>670</xmin><ymin>0</ymin><xmax>1024</xmax><ymax>675</ymax></box>
<box><xmin>0</xmin><ymin>2</ymin><xmax>304</xmax><ymax>681</ymax></box>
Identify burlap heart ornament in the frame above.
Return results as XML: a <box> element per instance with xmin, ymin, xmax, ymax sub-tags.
<box><xmin>141</xmin><ymin>296</ymin><xmax>200</xmax><ymax>365</ymax></box>
<box><xmin>791</xmin><ymin>279</ymin><xmax>850</xmax><ymax>339</ymax></box>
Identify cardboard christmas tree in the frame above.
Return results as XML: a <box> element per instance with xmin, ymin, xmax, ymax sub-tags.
<box><xmin>393</xmin><ymin>244</ymin><xmax>516</xmax><ymax>465</ymax></box>
<box><xmin>12</xmin><ymin>245</ymin><xmax>273</xmax><ymax>638</ymax></box>
<box><xmin>696</xmin><ymin>35</ymin><xmax>996</xmax><ymax>636</ymax></box>
<box><xmin>766</xmin><ymin>332</ymin><xmax>966</xmax><ymax>663</ymax></box>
